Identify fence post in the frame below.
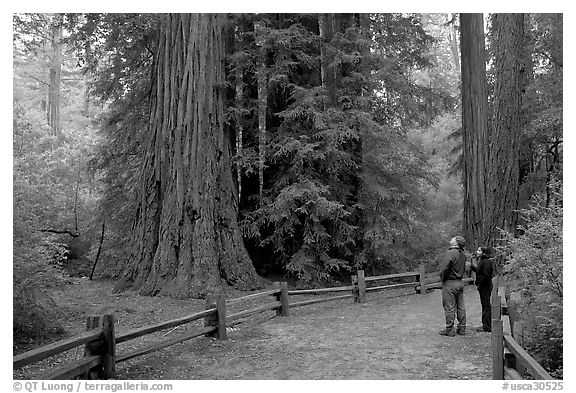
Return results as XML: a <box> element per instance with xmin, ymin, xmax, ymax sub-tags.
<box><xmin>274</xmin><ymin>282</ymin><xmax>289</xmax><ymax>317</ymax></box>
<box><xmin>84</xmin><ymin>315</ymin><xmax>101</xmax><ymax>379</ymax></box>
<box><xmin>84</xmin><ymin>314</ymin><xmax>115</xmax><ymax>379</ymax></box>
<box><xmin>273</xmin><ymin>282</ymin><xmax>280</xmax><ymax>315</ymax></box>
<box><xmin>101</xmin><ymin>314</ymin><xmax>116</xmax><ymax>379</ymax></box>
<box><xmin>492</xmin><ymin>295</ymin><xmax>502</xmax><ymax>321</ymax></box>
<box><xmin>492</xmin><ymin>275</ymin><xmax>500</xmax><ymax>299</ymax></box>
<box><xmin>352</xmin><ymin>274</ymin><xmax>358</xmax><ymax>302</ymax></box>
<box><xmin>357</xmin><ymin>270</ymin><xmax>366</xmax><ymax>303</ymax></box>
<box><xmin>492</xmin><ymin>318</ymin><xmax>504</xmax><ymax>379</ymax></box>
<box><xmin>419</xmin><ymin>263</ymin><xmax>426</xmax><ymax>295</ymax></box>
<box><xmin>204</xmin><ymin>293</ymin><xmax>217</xmax><ymax>338</ymax></box>
<box><xmin>216</xmin><ymin>293</ymin><xmax>227</xmax><ymax>340</ymax></box>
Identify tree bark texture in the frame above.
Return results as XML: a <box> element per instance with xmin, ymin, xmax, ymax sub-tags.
<box><xmin>447</xmin><ymin>13</ymin><xmax>461</xmax><ymax>74</ymax></box>
<box><xmin>460</xmin><ymin>13</ymin><xmax>489</xmax><ymax>251</ymax></box>
<box><xmin>47</xmin><ymin>14</ymin><xmax>62</xmax><ymax>135</ymax></box>
<box><xmin>255</xmin><ymin>22</ymin><xmax>268</xmax><ymax>198</ymax></box>
<box><xmin>123</xmin><ymin>14</ymin><xmax>261</xmax><ymax>298</ymax></box>
<box><xmin>235</xmin><ymin>64</ymin><xmax>243</xmax><ymax>203</ymax></box>
<box><xmin>484</xmin><ymin>13</ymin><xmax>525</xmax><ymax>245</ymax></box>
<box><xmin>319</xmin><ymin>14</ymin><xmax>337</xmax><ymax>108</ymax></box>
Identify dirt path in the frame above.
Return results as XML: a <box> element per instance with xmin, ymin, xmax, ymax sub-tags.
<box><xmin>115</xmin><ymin>285</ymin><xmax>492</xmax><ymax>380</ymax></box>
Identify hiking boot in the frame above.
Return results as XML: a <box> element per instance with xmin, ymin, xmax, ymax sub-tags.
<box><xmin>456</xmin><ymin>327</ymin><xmax>466</xmax><ymax>335</ymax></box>
<box><xmin>439</xmin><ymin>328</ymin><xmax>456</xmax><ymax>337</ymax></box>
<box><xmin>475</xmin><ymin>326</ymin><xmax>491</xmax><ymax>332</ymax></box>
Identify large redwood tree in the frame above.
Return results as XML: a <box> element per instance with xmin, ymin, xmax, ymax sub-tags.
<box><xmin>460</xmin><ymin>13</ymin><xmax>489</xmax><ymax>250</ymax></box>
<box><xmin>120</xmin><ymin>14</ymin><xmax>261</xmax><ymax>298</ymax></box>
<box><xmin>485</xmin><ymin>13</ymin><xmax>525</xmax><ymax>245</ymax></box>
<box><xmin>460</xmin><ymin>13</ymin><xmax>525</xmax><ymax>249</ymax></box>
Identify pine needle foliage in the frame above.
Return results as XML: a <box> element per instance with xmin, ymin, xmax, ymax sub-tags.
<box><xmin>235</xmin><ymin>14</ymin><xmax>448</xmax><ymax>281</ymax></box>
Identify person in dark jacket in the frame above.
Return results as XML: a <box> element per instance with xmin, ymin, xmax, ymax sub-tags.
<box><xmin>438</xmin><ymin>236</ymin><xmax>467</xmax><ymax>337</ymax></box>
<box><xmin>471</xmin><ymin>246</ymin><xmax>496</xmax><ymax>332</ymax></box>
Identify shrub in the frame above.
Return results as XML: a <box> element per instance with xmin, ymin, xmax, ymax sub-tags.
<box><xmin>13</xmin><ymin>246</ymin><xmax>67</xmax><ymax>349</ymax></box>
<box><xmin>501</xmin><ymin>181</ymin><xmax>562</xmax><ymax>377</ymax></box>
<box><xmin>13</xmin><ymin>280</ymin><xmax>65</xmax><ymax>348</ymax></box>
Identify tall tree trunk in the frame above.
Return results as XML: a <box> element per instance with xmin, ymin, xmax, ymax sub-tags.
<box><xmin>82</xmin><ymin>43</ymin><xmax>91</xmax><ymax>115</ymax></box>
<box><xmin>255</xmin><ymin>22</ymin><xmax>268</xmax><ymax>197</ymax></box>
<box><xmin>354</xmin><ymin>13</ymin><xmax>371</xmax><ymax>268</ymax></box>
<box><xmin>447</xmin><ymin>13</ymin><xmax>461</xmax><ymax>74</ymax></box>
<box><xmin>82</xmin><ymin>15</ymin><xmax>97</xmax><ymax>116</ymax></box>
<box><xmin>319</xmin><ymin>14</ymin><xmax>337</xmax><ymax>107</ymax></box>
<box><xmin>90</xmin><ymin>221</ymin><xmax>106</xmax><ymax>280</ymax></box>
<box><xmin>235</xmin><ymin>64</ymin><xmax>244</xmax><ymax>203</ymax></box>
<box><xmin>120</xmin><ymin>14</ymin><xmax>261</xmax><ymax>299</ymax></box>
<box><xmin>460</xmin><ymin>13</ymin><xmax>489</xmax><ymax>251</ymax></box>
<box><xmin>73</xmin><ymin>170</ymin><xmax>81</xmax><ymax>231</ymax></box>
<box><xmin>485</xmin><ymin>13</ymin><xmax>525</xmax><ymax>244</ymax></box>
<box><xmin>82</xmin><ymin>79</ymin><xmax>90</xmax><ymax>116</ymax></box>
<box><xmin>47</xmin><ymin>14</ymin><xmax>62</xmax><ymax>135</ymax></box>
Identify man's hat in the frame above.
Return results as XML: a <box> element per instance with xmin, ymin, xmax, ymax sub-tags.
<box><xmin>454</xmin><ymin>236</ymin><xmax>465</xmax><ymax>249</ymax></box>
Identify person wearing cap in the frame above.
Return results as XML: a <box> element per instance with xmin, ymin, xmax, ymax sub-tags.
<box><xmin>470</xmin><ymin>246</ymin><xmax>496</xmax><ymax>332</ymax></box>
<box><xmin>438</xmin><ymin>236</ymin><xmax>467</xmax><ymax>337</ymax></box>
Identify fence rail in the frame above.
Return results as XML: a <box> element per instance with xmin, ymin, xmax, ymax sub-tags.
<box><xmin>288</xmin><ymin>285</ymin><xmax>354</xmax><ymax>295</ymax></box>
<box><xmin>14</xmin><ymin>265</ymin><xmax>480</xmax><ymax>380</ymax></box>
<box><xmin>116</xmin><ymin>326</ymin><xmax>217</xmax><ymax>364</ymax></box>
<box><xmin>290</xmin><ymin>293</ymin><xmax>355</xmax><ymax>308</ymax></box>
<box><xmin>42</xmin><ymin>355</ymin><xmax>102</xmax><ymax>380</ymax></box>
<box><xmin>116</xmin><ymin>308</ymin><xmax>216</xmax><ymax>344</ymax></box>
<box><xmin>13</xmin><ymin>330</ymin><xmax>103</xmax><ymax>369</ymax></box>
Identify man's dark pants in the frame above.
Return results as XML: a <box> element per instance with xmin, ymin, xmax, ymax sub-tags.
<box><xmin>442</xmin><ymin>279</ymin><xmax>466</xmax><ymax>331</ymax></box>
<box><xmin>477</xmin><ymin>282</ymin><xmax>493</xmax><ymax>331</ymax></box>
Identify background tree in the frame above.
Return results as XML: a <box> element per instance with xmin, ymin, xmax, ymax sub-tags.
<box><xmin>13</xmin><ymin>13</ymin><xmax>101</xmax><ymax>347</ymax></box>
<box><xmin>47</xmin><ymin>14</ymin><xmax>63</xmax><ymax>134</ymax></box>
<box><xmin>235</xmin><ymin>13</ymin><xmax>452</xmax><ymax>281</ymax></box>
<box><xmin>496</xmin><ymin>14</ymin><xmax>563</xmax><ymax>378</ymax></box>
<box><xmin>517</xmin><ymin>14</ymin><xmax>562</xmax><ymax>209</ymax></box>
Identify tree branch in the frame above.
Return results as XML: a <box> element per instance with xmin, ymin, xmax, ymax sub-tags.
<box><xmin>38</xmin><ymin>229</ymin><xmax>80</xmax><ymax>238</ymax></box>
<box><xmin>22</xmin><ymin>72</ymin><xmax>50</xmax><ymax>87</ymax></box>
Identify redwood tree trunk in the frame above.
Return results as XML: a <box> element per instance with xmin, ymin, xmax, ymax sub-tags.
<box><xmin>319</xmin><ymin>14</ymin><xmax>337</xmax><ymax>108</ymax></box>
<box><xmin>447</xmin><ymin>13</ymin><xmax>460</xmax><ymax>74</ymax></box>
<box><xmin>122</xmin><ymin>14</ymin><xmax>261</xmax><ymax>298</ymax></box>
<box><xmin>460</xmin><ymin>13</ymin><xmax>489</xmax><ymax>250</ymax></box>
<box><xmin>484</xmin><ymin>13</ymin><xmax>525</xmax><ymax>245</ymax></box>
<box><xmin>235</xmin><ymin>64</ymin><xmax>244</xmax><ymax>203</ymax></box>
<box><xmin>254</xmin><ymin>21</ymin><xmax>268</xmax><ymax>198</ymax></box>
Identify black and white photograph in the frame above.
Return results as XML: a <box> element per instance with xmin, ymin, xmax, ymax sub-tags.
<box><xmin>11</xmin><ymin>7</ymin><xmax>564</xmax><ymax>385</ymax></box>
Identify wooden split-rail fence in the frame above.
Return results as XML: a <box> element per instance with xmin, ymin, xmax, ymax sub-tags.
<box><xmin>14</xmin><ymin>264</ymin><xmax>445</xmax><ymax>380</ymax></box>
<box><xmin>490</xmin><ymin>277</ymin><xmax>555</xmax><ymax>380</ymax></box>
<box><xmin>16</xmin><ymin>265</ymin><xmax>555</xmax><ymax>380</ymax></box>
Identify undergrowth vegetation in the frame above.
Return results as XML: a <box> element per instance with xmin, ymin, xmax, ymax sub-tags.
<box><xmin>501</xmin><ymin>181</ymin><xmax>563</xmax><ymax>378</ymax></box>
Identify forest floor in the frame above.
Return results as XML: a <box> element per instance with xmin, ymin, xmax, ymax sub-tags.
<box><xmin>14</xmin><ymin>277</ymin><xmax>492</xmax><ymax>380</ymax></box>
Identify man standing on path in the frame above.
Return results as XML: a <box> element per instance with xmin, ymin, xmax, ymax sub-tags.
<box><xmin>438</xmin><ymin>236</ymin><xmax>467</xmax><ymax>337</ymax></box>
